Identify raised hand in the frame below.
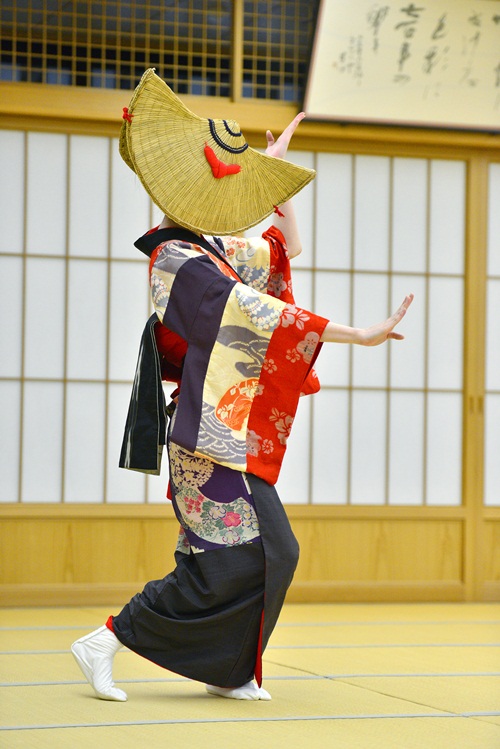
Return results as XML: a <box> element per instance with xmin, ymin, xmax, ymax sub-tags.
<box><xmin>265</xmin><ymin>112</ymin><xmax>306</xmax><ymax>160</ymax></box>
<box><xmin>359</xmin><ymin>294</ymin><xmax>414</xmax><ymax>346</ymax></box>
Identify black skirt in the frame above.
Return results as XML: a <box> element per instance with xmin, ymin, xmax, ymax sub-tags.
<box><xmin>111</xmin><ymin>473</ymin><xmax>299</xmax><ymax>688</ymax></box>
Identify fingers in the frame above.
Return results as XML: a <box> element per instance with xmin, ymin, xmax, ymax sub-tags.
<box><xmin>272</xmin><ymin>112</ymin><xmax>306</xmax><ymax>145</ymax></box>
<box><xmin>401</xmin><ymin>293</ymin><xmax>414</xmax><ymax>311</ymax></box>
<box><xmin>391</xmin><ymin>293</ymin><xmax>414</xmax><ymax>324</ymax></box>
<box><xmin>384</xmin><ymin>293</ymin><xmax>413</xmax><ymax>341</ymax></box>
<box><xmin>281</xmin><ymin>112</ymin><xmax>306</xmax><ymax>140</ymax></box>
<box><xmin>404</xmin><ymin>293</ymin><xmax>414</xmax><ymax>307</ymax></box>
<box><xmin>290</xmin><ymin>111</ymin><xmax>306</xmax><ymax>128</ymax></box>
<box><xmin>361</xmin><ymin>293</ymin><xmax>413</xmax><ymax>346</ymax></box>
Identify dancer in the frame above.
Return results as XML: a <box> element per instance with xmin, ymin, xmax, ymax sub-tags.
<box><xmin>72</xmin><ymin>69</ymin><xmax>413</xmax><ymax>703</ymax></box>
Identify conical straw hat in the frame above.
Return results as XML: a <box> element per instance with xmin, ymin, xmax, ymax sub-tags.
<box><xmin>119</xmin><ymin>69</ymin><xmax>315</xmax><ymax>235</ymax></box>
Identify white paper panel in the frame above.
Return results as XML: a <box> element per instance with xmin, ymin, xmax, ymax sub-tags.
<box><xmin>390</xmin><ymin>275</ymin><xmax>426</xmax><ymax>389</ymax></box>
<box><xmin>485</xmin><ymin>394</ymin><xmax>500</xmax><ymax>507</ymax></box>
<box><xmin>352</xmin><ymin>275</ymin><xmax>389</xmax><ymax>388</ymax></box>
<box><xmin>64</xmin><ymin>383</ymin><xmax>105</xmax><ymax>503</ymax></box>
<box><xmin>291</xmin><ymin>269</ymin><xmax>312</xmax><ymax>312</ymax></box>
<box><xmin>351</xmin><ymin>391</ymin><xmax>387</xmax><ymax>505</ymax></box>
<box><xmin>275</xmin><ymin>396</ymin><xmax>311</xmax><ymax>504</ymax></box>
<box><xmin>354</xmin><ymin>156</ymin><xmax>390</xmax><ymax>271</ymax></box>
<box><xmin>316</xmin><ymin>153</ymin><xmax>352</xmax><ymax>270</ymax></box>
<box><xmin>486</xmin><ymin>279</ymin><xmax>500</xmax><ymax>391</ymax></box>
<box><xmin>427</xmin><ymin>277</ymin><xmax>464</xmax><ymax>391</ymax></box>
<box><xmin>110</xmin><ymin>139</ymin><xmax>153</xmax><ymax>259</ymax></box>
<box><xmin>313</xmin><ymin>271</ymin><xmax>351</xmax><ymax>387</ymax></box>
<box><xmin>106</xmin><ymin>383</ymin><xmax>146</xmax><ymax>503</ymax></box>
<box><xmin>0</xmin><ymin>256</ymin><xmax>23</xmax><ymax>377</ymax></box>
<box><xmin>24</xmin><ymin>258</ymin><xmax>66</xmax><ymax>379</ymax></box>
<box><xmin>108</xmin><ymin>261</ymin><xmax>149</xmax><ymax>381</ymax></box>
<box><xmin>0</xmin><ymin>382</ymin><xmax>20</xmax><ymax>502</ymax></box>
<box><xmin>67</xmin><ymin>259</ymin><xmax>108</xmax><ymax>380</ymax></box>
<box><xmin>22</xmin><ymin>382</ymin><xmax>63</xmax><ymax>502</ymax></box>
<box><xmin>312</xmin><ymin>389</ymin><xmax>349</xmax><ymax>505</ymax></box>
<box><xmin>0</xmin><ymin>130</ymin><xmax>24</xmax><ymax>254</ymax></box>
<box><xmin>487</xmin><ymin>163</ymin><xmax>500</xmax><ymax>277</ymax></box>
<box><xmin>429</xmin><ymin>160</ymin><xmax>465</xmax><ymax>275</ymax></box>
<box><xmin>147</xmin><ymin>474</ymin><xmax>170</xmax><ymax>504</ymax></box>
<box><xmin>244</xmin><ymin>150</ymin><xmax>315</xmax><ymax>269</ymax></box>
<box><xmin>147</xmin><ymin>416</ymin><xmax>171</xmax><ymax>503</ymax></box>
<box><xmin>426</xmin><ymin>392</ymin><xmax>462</xmax><ymax>506</ymax></box>
<box><xmin>26</xmin><ymin>133</ymin><xmax>67</xmax><ymax>255</ymax></box>
<box><xmin>151</xmin><ymin>202</ymin><xmax>164</xmax><ymax>228</ymax></box>
<box><xmin>392</xmin><ymin>158</ymin><xmax>427</xmax><ymax>274</ymax></box>
<box><xmin>284</xmin><ymin>150</ymin><xmax>315</xmax><ymax>269</ymax></box>
<box><xmin>69</xmin><ymin>135</ymin><xmax>109</xmax><ymax>257</ymax></box>
<box><xmin>388</xmin><ymin>392</ymin><xmax>424</xmax><ymax>506</ymax></box>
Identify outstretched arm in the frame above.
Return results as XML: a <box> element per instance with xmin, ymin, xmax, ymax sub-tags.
<box><xmin>320</xmin><ymin>294</ymin><xmax>414</xmax><ymax>345</ymax></box>
<box><xmin>265</xmin><ymin>113</ymin><xmax>306</xmax><ymax>259</ymax></box>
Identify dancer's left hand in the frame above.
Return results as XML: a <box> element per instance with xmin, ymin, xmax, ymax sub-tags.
<box><xmin>359</xmin><ymin>294</ymin><xmax>414</xmax><ymax>346</ymax></box>
<box><xmin>265</xmin><ymin>112</ymin><xmax>306</xmax><ymax>159</ymax></box>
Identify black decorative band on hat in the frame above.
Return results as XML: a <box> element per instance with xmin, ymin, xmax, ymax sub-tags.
<box><xmin>209</xmin><ymin>119</ymin><xmax>249</xmax><ymax>154</ymax></box>
<box><xmin>223</xmin><ymin>120</ymin><xmax>242</xmax><ymax>137</ymax></box>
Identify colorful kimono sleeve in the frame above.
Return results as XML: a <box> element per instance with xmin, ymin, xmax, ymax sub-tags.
<box><xmin>215</xmin><ymin>233</ymin><xmax>273</xmax><ymax>292</ymax></box>
<box><xmin>219</xmin><ymin>225</ymin><xmax>320</xmax><ymax>397</ymax></box>
<box><xmin>151</xmin><ymin>239</ymin><xmax>328</xmax><ymax>485</ymax></box>
<box><xmin>214</xmin><ymin>225</ymin><xmax>292</xmax><ymax>296</ymax></box>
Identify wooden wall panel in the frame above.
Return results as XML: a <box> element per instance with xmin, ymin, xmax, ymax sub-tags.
<box><xmin>0</xmin><ymin>514</ymin><xmax>179</xmax><ymax>588</ymax></box>
<box><xmin>292</xmin><ymin>519</ymin><xmax>462</xmax><ymax>583</ymax></box>
<box><xmin>0</xmin><ymin>506</ymin><xmax>475</xmax><ymax>606</ymax></box>
<box><xmin>482</xmin><ymin>517</ymin><xmax>500</xmax><ymax>601</ymax></box>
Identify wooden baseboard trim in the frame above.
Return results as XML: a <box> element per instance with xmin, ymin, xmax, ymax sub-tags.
<box><xmin>0</xmin><ymin>583</ymin><xmax>144</xmax><ymax>608</ymax></box>
<box><xmin>0</xmin><ymin>579</ymin><xmax>466</xmax><ymax>607</ymax></box>
<box><xmin>482</xmin><ymin>582</ymin><xmax>500</xmax><ymax>602</ymax></box>
<box><xmin>286</xmin><ymin>581</ymin><xmax>465</xmax><ymax>603</ymax></box>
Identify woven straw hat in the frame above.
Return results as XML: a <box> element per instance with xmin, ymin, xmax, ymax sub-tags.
<box><xmin>119</xmin><ymin>68</ymin><xmax>315</xmax><ymax>235</ymax></box>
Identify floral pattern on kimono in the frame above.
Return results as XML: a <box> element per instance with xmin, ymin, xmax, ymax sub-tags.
<box><xmin>168</xmin><ymin>415</ymin><xmax>261</xmax><ymax>555</ymax></box>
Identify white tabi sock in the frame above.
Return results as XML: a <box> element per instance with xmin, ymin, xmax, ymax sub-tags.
<box><xmin>205</xmin><ymin>680</ymin><xmax>272</xmax><ymax>701</ymax></box>
<box><xmin>71</xmin><ymin>625</ymin><xmax>127</xmax><ymax>702</ymax></box>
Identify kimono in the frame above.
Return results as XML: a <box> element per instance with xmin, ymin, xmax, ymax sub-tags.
<box><xmin>111</xmin><ymin>225</ymin><xmax>328</xmax><ymax>688</ymax></box>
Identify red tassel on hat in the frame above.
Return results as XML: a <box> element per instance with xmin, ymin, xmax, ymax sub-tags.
<box><xmin>273</xmin><ymin>205</ymin><xmax>285</xmax><ymax>218</ymax></box>
<box><xmin>204</xmin><ymin>143</ymin><xmax>241</xmax><ymax>178</ymax></box>
<box><xmin>122</xmin><ymin>107</ymin><xmax>134</xmax><ymax>122</ymax></box>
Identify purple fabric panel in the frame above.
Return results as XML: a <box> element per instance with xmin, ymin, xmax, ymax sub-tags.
<box><xmin>200</xmin><ymin>462</ymin><xmax>255</xmax><ymax>505</ymax></box>
<box><xmin>163</xmin><ymin>255</ymin><xmax>236</xmax><ymax>453</ymax></box>
<box><xmin>162</xmin><ymin>254</ymin><xmax>231</xmax><ymax>340</ymax></box>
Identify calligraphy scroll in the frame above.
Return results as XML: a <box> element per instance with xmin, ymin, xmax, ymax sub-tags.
<box><xmin>304</xmin><ymin>0</ymin><xmax>500</xmax><ymax>131</ymax></box>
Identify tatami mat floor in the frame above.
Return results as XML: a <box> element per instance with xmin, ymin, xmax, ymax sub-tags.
<box><xmin>0</xmin><ymin>602</ymin><xmax>499</xmax><ymax>748</ymax></box>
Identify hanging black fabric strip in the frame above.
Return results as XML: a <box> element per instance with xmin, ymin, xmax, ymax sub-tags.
<box><xmin>119</xmin><ymin>313</ymin><xmax>168</xmax><ymax>475</ymax></box>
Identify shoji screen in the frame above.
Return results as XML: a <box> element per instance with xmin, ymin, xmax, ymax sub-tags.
<box><xmin>276</xmin><ymin>153</ymin><xmax>465</xmax><ymax>506</ymax></box>
<box><xmin>0</xmin><ymin>130</ymin><xmax>169</xmax><ymax>504</ymax></box>
<box><xmin>485</xmin><ymin>162</ymin><xmax>500</xmax><ymax>507</ymax></box>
